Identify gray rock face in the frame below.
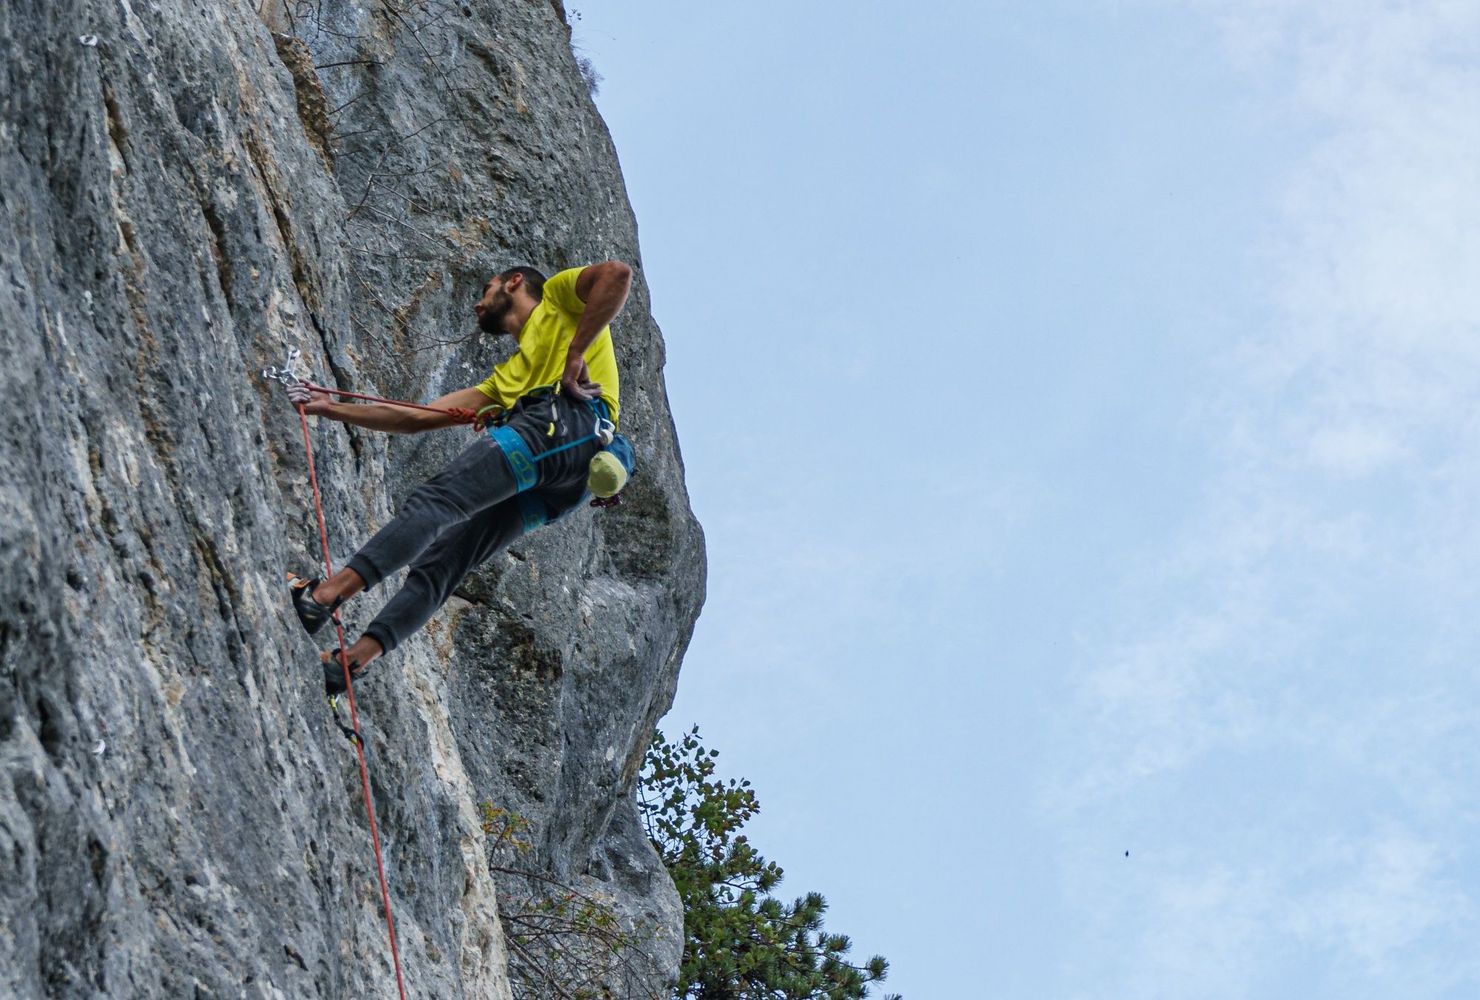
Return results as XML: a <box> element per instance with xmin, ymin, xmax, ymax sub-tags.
<box><xmin>0</xmin><ymin>1</ymin><xmax>704</xmax><ymax>997</ymax></box>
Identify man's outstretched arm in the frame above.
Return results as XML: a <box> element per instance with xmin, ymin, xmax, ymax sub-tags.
<box><xmin>562</xmin><ymin>260</ymin><xmax>632</xmax><ymax>400</ymax></box>
<box><xmin>288</xmin><ymin>385</ymin><xmax>494</xmax><ymax>434</ymax></box>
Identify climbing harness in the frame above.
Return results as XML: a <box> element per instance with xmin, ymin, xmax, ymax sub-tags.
<box><xmin>262</xmin><ymin>350</ymin><xmax>408</xmax><ymax>1000</ymax></box>
<box><xmin>482</xmin><ymin>386</ymin><xmax>634</xmax><ymax>501</ymax></box>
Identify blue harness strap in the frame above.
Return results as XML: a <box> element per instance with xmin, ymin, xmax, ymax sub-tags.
<box><xmin>515</xmin><ymin>492</ymin><xmax>548</xmax><ymax>532</ymax></box>
<box><xmin>487</xmin><ymin>398</ymin><xmax>630</xmax><ymax>528</ymax></box>
<box><xmin>486</xmin><ymin>424</ymin><xmax>539</xmax><ymax>491</ymax></box>
<box><xmin>486</xmin><ymin>397</ymin><xmax>616</xmax><ymax>491</ymax></box>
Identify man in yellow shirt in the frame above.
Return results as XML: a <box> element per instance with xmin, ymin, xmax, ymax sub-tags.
<box><xmin>285</xmin><ymin>261</ymin><xmax>632</xmax><ymax>692</ymax></box>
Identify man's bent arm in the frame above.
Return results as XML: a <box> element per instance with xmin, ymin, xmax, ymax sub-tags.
<box><xmin>569</xmin><ymin>260</ymin><xmax>633</xmax><ymax>356</ymax></box>
<box><xmin>562</xmin><ymin>261</ymin><xmax>632</xmax><ymax>398</ymax></box>
<box><xmin>308</xmin><ymin>386</ymin><xmax>493</xmax><ymax>434</ymax></box>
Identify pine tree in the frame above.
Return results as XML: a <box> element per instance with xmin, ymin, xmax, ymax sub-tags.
<box><xmin>641</xmin><ymin>727</ymin><xmax>899</xmax><ymax>1000</ymax></box>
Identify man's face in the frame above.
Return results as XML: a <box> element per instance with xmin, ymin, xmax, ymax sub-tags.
<box><xmin>475</xmin><ymin>275</ymin><xmax>513</xmax><ymax>333</ymax></box>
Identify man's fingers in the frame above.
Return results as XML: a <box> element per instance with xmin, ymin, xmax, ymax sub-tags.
<box><xmin>562</xmin><ymin>375</ymin><xmax>603</xmax><ymax>401</ymax></box>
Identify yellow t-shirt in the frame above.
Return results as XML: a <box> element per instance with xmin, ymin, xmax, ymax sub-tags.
<box><xmin>476</xmin><ymin>267</ymin><xmax>622</xmax><ymax>426</ymax></box>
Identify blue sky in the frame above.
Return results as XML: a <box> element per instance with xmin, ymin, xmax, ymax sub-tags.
<box><xmin>572</xmin><ymin>2</ymin><xmax>1480</xmax><ymax>996</ymax></box>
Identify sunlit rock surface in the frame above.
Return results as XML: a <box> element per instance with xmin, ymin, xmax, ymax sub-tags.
<box><xmin>0</xmin><ymin>1</ymin><xmax>704</xmax><ymax>996</ymax></box>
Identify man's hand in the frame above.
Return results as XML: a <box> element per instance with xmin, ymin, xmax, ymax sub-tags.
<box><xmin>286</xmin><ymin>382</ymin><xmax>334</xmax><ymax>416</ymax></box>
<box><xmin>561</xmin><ymin>354</ymin><xmax>603</xmax><ymax>402</ymax></box>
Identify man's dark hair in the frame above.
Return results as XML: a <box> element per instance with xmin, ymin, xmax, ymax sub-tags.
<box><xmin>499</xmin><ymin>265</ymin><xmax>547</xmax><ymax>301</ymax></box>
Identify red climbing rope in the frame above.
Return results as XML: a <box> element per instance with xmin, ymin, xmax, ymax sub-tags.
<box><xmin>297</xmin><ymin>403</ymin><xmax>410</xmax><ymax>1000</ymax></box>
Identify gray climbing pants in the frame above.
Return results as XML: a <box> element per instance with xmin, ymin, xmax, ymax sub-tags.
<box><xmin>346</xmin><ymin>391</ymin><xmax>600</xmax><ymax>654</ymax></box>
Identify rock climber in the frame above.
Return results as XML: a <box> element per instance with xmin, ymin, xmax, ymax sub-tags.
<box><xmin>284</xmin><ymin>261</ymin><xmax>634</xmax><ymax>694</ymax></box>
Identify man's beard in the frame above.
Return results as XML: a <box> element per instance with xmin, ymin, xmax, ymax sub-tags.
<box><xmin>477</xmin><ymin>293</ymin><xmax>511</xmax><ymax>334</ymax></box>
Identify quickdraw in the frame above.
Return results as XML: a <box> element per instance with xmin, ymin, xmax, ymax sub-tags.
<box><xmin>328</xmin><ymin>696</ymin><xmax>365</xmax><ymax>750</ymax></box>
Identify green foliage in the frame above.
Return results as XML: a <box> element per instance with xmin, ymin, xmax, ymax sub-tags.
<box><xmin>641</xmin><ymin>727</ymin><xmax>898</xmax><ymax>1000</ymax></box>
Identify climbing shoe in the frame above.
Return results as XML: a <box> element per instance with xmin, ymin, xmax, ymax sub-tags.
<box><xmin>288</xmin><ymin>573</ymin><xmax>342</xmax><ymax>636</ymax></box>
<box><xmin>321</xmin><ymin>648</ymin><xmax>368</xmax><ymax>696</ymax></box>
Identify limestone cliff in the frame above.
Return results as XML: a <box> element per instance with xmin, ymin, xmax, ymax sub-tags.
<box><xmin>0</xmin><ymin>1</ymin><xmax>705</xmax><ymax>996</ymax></box>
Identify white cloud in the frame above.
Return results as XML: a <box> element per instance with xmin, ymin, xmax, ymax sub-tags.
<box><xmin>1098</xmin><ymin>833</ymin><xmax>1477</xmax><ymax>999</ymax></box>
<box><xmin>1303</xmin><ymin>422</ymin><xmax>1402</xmax><ymax>477</ymax></box>
<box><xmin>1054</xmin><ymin>2</ymin><xmax>1480</xmax><ymax>992</ymax></box>
<box><xmin>1285</xmin><ymin>830</ymin><xmax>1468</xmax><ymax>970</ymax></box>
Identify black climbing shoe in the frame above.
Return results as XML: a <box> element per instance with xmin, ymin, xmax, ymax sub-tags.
<box><xmin>288</xmin><ymin>573</ymin><xmax>342</xmax><ymax>636</ymax></box>
<box><xmin>321</xmin><ymin>648</ymin><xmax>368</xmax><ymax>696</ymax></box>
